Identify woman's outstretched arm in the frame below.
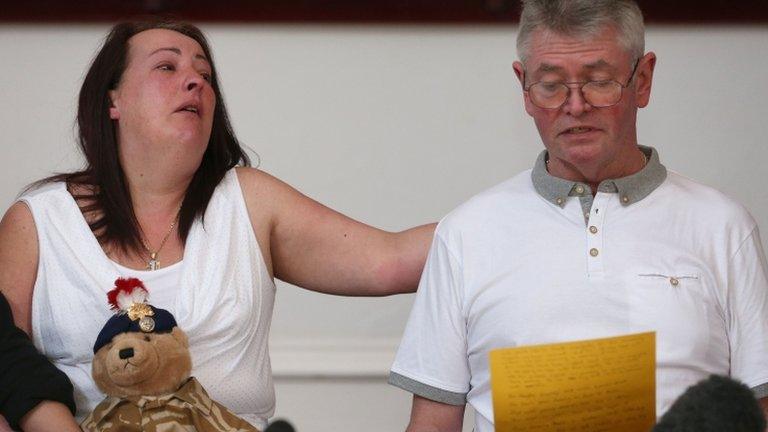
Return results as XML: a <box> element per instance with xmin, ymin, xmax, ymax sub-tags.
<box><xmin>238</xmin><ymin>167</ymin><xmax>435</xmax><ymax>296</ymax></box>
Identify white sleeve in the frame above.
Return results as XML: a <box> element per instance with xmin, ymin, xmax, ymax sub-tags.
<box><xmin>388</xmin><ymin>231</ymin><xmax>469</xmax><ymax>405</ymax></box>
<box><xmin>727</xmin><ymin>226</ymin><xmax>768</xmax><ymax>397</ymax></box>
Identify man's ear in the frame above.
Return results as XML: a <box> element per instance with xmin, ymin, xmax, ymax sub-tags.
<box><xmin>513</xmin><ymin>61</ymin><xmax>535</xmax><ymax>117</ymax></box>
<box><xmin>512</xmin><ymin>61</ymin><xmax>526</xmax><ymax>89</ymax></box>
<box><xmin>634</xmin><ymin>52</ymin><xmax>657</xmax><ymax>108</ymax></box>
<box><xmin>108</xmin><ymin>90</ymin><xmax>120</xmax><ymax>120</ymax></box>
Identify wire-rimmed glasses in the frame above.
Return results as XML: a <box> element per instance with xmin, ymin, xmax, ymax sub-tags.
<box><xmin>524</xmin><ymin>60</ymin><xmax>640</xmax><ymax>109</ymax></box>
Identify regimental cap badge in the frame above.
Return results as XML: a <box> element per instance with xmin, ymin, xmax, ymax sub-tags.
<box><xmin>139</xmin><ymin>316</ymin><xmax>155</xmax><ymax>332</ymax></box>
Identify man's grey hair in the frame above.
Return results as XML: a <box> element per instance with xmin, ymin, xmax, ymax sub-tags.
<box><xmin>516</xmin><ymin>0</ymin><xmax>645</xmax><ymax>64</ymax></box>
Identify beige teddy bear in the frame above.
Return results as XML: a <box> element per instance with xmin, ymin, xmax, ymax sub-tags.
<box><xmin>81</xmin><ymin>278</ymin><xmax>259</xmax><ymax>432</ymax></box>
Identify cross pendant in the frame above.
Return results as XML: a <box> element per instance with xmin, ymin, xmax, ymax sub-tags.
<box><xmin>147</xmin><ymin>253</ymin><xmax>159</xmax><ymax>271</ymax></box>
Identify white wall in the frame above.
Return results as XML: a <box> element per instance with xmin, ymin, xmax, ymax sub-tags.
<box><xmin>1</xmin><ymin>24</ymin><xmax>767</xmax><ymax>431</ymax></box>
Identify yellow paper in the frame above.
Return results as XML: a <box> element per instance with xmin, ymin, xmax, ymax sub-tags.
<box><xmin>490</xmin><ymin>332</ymin><xmax>655</xmax><ymax>432</ymax></box>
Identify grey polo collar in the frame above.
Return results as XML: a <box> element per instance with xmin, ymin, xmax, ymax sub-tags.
<box><xmin>531</xmin><ymin>145</ymin><xmax>667</xmax><ymax>208</ymax></box>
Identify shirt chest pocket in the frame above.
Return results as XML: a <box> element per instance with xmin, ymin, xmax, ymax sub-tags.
<box><xmin>628</xmin><ymin>271</ymin><xmax>712</xmax><ymax>362</ymax></box>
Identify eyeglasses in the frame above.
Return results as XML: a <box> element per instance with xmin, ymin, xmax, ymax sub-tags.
<box><xmin>524</xmin><ymin>60</ymin><xmax>639</xmax><ymax>109</ymax></box>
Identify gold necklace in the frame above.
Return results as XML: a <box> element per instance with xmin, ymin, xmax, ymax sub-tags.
<box><xmin>140</xmin><ymin>207</ymin><xmax>181</xmax><ymax>271</ymax></box>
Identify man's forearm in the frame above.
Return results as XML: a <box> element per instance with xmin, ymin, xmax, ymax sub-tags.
<box><xmin>406</xmin><ymin>395</ymin><xmax>465</xmax><ymax>432</ymax></box>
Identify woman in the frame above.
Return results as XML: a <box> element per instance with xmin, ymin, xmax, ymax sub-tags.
<box><xmin>0</xmin><ymin>20</ymin><xmax>434</xmax><ymax>429</ymax></box>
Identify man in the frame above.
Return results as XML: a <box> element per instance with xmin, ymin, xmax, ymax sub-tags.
<box><xmin>0</xmin><ymin>292</ymin><xmax>79</xmax><ymax>432</ymax></box>
<box><xmin>388</xmin><ymin>1</ymin><xmax>768</xmax><ymax>431</ymax></box>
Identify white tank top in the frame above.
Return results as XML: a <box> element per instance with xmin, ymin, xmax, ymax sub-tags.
<box><xmin>20</xmin><ymin>169</ymin><xmax>275</xmax><ymax>430</ymax></box>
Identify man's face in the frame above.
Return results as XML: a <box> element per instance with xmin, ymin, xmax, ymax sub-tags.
<box><xmin>513</xmin><ymin>26</ymin><xmax>655</xmax><ymax>170</ymax></box>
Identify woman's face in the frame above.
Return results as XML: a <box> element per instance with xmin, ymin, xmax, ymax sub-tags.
<box><xmin>108</xmin><ymin>28</ymin><xmax>216</xmax><ymax>176</ymax></box>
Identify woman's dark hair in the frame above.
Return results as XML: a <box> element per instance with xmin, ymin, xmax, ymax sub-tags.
<box><xmin>42</xmin><ymin>18</ymin><xmax>250</xmax><ymax>254</ymax></box>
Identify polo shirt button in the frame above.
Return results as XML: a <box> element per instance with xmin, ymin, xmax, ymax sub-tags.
<box><xmin>670</xmin><ymin>277</ymin><xmax>679</xmax><ymax>286</ymax></box>
<box><xmin>556</xmin><ymin>197</ymin><xmax>564</xmax><ymax>205</ymax></box>
<box><xmin>589</xmin><ymin>248</ymin><xmax>599</xmax><ymax>257</ymax></box>
<box><xmin>589</xmin><ymin>226</ymin><xmax>598</xmax><ymax>234</ymax></box>
<box><xmin>575</xmin><ymin>185</ymin><xmax>584</xmax><ymax>194</ymax></box>
<box><xmin>622</xmin><ymin>195</ymin><xmax>630</xmax><ymax>203</ymax></box>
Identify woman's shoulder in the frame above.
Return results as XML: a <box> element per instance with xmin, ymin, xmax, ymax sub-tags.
<box><xmin>234</xmin><ymin>167</ymin><xmax>300</xmax><ymax>205</ymax></box>
<box><xmin>234</xmin><ymin>166</ymin><xmax>281</xmax><ymax>188</ymax></box>
<box><xmin>0</xmin><ymin>201</ymin><xmax>36</xmax><ymax>232</ymax></box>
<box><xmin>16</xmin><ymin>180</ymin><xmax>103</xmax><ymax>242</ymax></box>
<box><xmin>233</xmin><ymin>166</ymin><xmax>312</xmax><ymax>228</ymax></box>
<box><xmin>18</xmin><ymin>180</ymin><xmax>67</xmax><ymax>202</ymax></box>
<box><xmin>4</xmin><ymin>178</ymin><xmax>85</xmax><ymax>242</ymax></box>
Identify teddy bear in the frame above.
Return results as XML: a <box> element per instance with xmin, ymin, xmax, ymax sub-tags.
<box><xmin>81</xmin><ymin>277</ymin><xmax>260</xmax><ymax>432</ymax></box>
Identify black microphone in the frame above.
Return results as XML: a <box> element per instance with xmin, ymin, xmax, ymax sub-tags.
<box><xmin>264</xmin><ymin>419</ymin><xmax>296</xmax><ymax>432</ymax></box>
<box><xmin>653</xmin><ymin>375</ymin><xmax>766</xmax><ymax>432</ymax></box>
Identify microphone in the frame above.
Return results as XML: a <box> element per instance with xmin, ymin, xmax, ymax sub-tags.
<box><xmin>653</xmin><ymin>375</ymin><xmax>766</xmax><ymax>432</ymax></box>
<box><xmin>264</xmin><ymin>419</ymin><xmax>296</xmax><ymax>432</ymax></box>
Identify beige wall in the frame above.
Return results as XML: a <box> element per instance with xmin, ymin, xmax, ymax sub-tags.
<box><xmin>1</xmin><ymin>24</ymin><xmax>766</xmax><ymax>431</ymax></box>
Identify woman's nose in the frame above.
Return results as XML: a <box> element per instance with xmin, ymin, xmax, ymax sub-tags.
<box><xmin>186</xmin><ymin>77</ymin><xmax>202</xmax><ymax>91</ymax></box>
<box><xmin>184</xmin><ymin>68</ymin><xmax>206</xmax><ymax>92</ymax></box>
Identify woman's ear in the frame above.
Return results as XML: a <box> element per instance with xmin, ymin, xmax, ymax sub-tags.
<box><xmin>108</xmin><ymin>90</ymin><xmax>120</xmax><ymax>120</ymax></box>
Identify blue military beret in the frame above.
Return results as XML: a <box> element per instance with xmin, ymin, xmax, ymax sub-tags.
<box><xmin>93</xmin><ymin>305</ymin><xmax>177</xmax><ymax>353</ymax></box>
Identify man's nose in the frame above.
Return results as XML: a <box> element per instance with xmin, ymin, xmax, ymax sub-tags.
<box><xmin>562</xmin><ymin>86</ymin><xmax>591</xmax><ymax>117</ymax></box>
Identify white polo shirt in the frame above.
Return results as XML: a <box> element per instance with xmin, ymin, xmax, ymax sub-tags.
<box><xmin>389</xmin><ymin>147</ymin><xmax>768</xmax><ymax>432</ymax></box>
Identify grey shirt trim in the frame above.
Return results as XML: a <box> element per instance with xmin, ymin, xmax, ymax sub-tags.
<box><xmin>388</xmin><ymin>371</ymin><xmax>467</xmax><ymax>406</ymax></box>
<box><xmin>752</xmin><ymin>382</ymin><xmax>768</xmax><ymax>399</ymax></box>
<box><xmin>531</xmin><ymin>145</ymin><xmax>667</xmax><ymax>222</ymax></box>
